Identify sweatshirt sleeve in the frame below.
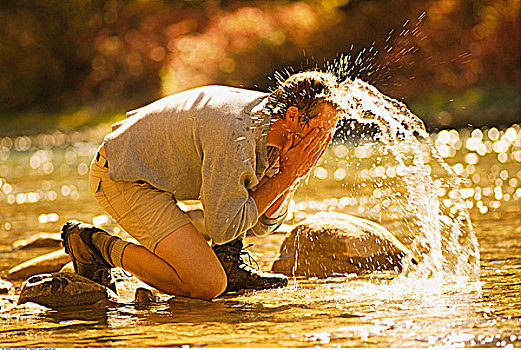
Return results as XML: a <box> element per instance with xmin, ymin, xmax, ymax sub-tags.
<box><xmin>248</xmin><ymin>212</ymin><xmax>288</xmax><ymax>237</ymax></box>
<box><xmin>200</xmin><ymin>132</ymin><xmax>261</xmax><ymax>244</ymax></box>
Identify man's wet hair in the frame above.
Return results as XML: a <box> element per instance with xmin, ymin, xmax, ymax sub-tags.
<box><xmin>267</xmin><ymin>70</ymin><xmax>339</xmax><ymax>125</ymax></box>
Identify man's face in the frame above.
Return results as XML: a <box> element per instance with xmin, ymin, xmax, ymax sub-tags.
<box><xmin>305</xmin><ymin>102</ymin><xmax>340</xmax><ymax>136</ymax></box>
<box><xmin>286</xmin><ymin>102</ymin><xmax>340</xmax><ymax>141</ymax></box>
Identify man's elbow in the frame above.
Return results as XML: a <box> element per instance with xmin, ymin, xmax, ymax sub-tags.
<box><xmin>210</xmin><ymin>234</ymin><xmax>229</xmax><ymax>245</ymax></box>
<box><xmin>206</xmin><ymin>225</ymin><xmax>237</xmax><ymax>245</ymax></box>
<box><xmin>206</xmin><ymin>214</ymin><xmax>256</xmax><ymax>244</ymax></box>
<box><xmin>249</xmin><ymin>224</ymin><xmax>271</xmax><ymax>237</ymax></box>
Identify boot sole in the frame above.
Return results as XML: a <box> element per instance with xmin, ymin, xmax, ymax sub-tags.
<box><xmin>225</xmin><ymin>274</ymin><xmax>288</xmax><ymax>293</ymax></box>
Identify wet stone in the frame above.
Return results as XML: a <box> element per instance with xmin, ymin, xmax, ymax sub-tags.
<box><xmin>18</xmin><ymin>272</ymin><xmax>108</xmax><ymax>308</ymax></box>
<box><xmin>110</xmin><ymin>268</ymin><xmax>159</xmax><ymax>302</ymax></box>
<box><xmin>134</xmin><ymin>287</ymin><xmax>160</xmax><ymax>303</ymax></box>
<box><xmin>271</xmin><ymin>212</ymin><xmax>411</xmax><ymax>277</ymax></box>
<box><xmin>0</xmin><ymin>295</ymin><xmax>19</xmax><ymax>314</ymax></box>
<box><xmin>7</xmin><ymin>249</ymin><xmax>71</xmax><ymax>280</ymax></box>
<box><xmin>12</xmin><ymin>232</ymin><xmax>62</xmax><ymax>250</ymax></box>
<box><xmin>59</xmin><ymin>261</ymin><xmax>75</xmax><ymax>273</ymax></box>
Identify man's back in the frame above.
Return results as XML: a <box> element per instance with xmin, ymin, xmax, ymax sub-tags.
<box><xmin>103</xmin><ymin>85</ymin><xmax>271</xmax><ymax>242</ymax></box>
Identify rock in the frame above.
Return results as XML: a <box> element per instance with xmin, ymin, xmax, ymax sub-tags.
<box><xmin>0</xmin><ymin>295</ymin><xmax>18</xmax><ymax>312</ymax></box>
<box><xmin>7</xmin><ymin>249</ymin><xmax>71</xmax><ymax>280</ymax></box>
<box><xmin>0</xmin><ymin>279</ymin><xmax>13</xmax><ymax>294</ymax></box>
<box><xmin>60</xmin><ymin>261</ymin><xmax>75</xmax><ymax>273</ymax></box>
<box><xmin>134</xmin><ymin>287</ymin><xmax>160</xmax><ymax>303</ymax></box>
<box><xmin>271</xmin><ymin>212</ymin><xmax>411</xmax><ymax>277</ymax></box>
<box><xmin>12</xmin><ymin>232</ymin><xmax>62</xmax><ymax>250</ymax></box>
<box><xmin>18</xmin><ymin>272</ymin><xmax>108</xmax><ymax>308</ymax></box>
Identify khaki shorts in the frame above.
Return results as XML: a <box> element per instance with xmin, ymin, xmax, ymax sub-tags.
<box><xmin>89</xmin><ymin>151</ymin><xmax>191</xmax><ymax>252</ymax></box>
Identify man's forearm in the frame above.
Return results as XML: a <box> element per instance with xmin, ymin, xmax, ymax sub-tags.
<box><xmin>264</xmin><ymin>178</ymin><xmax>299</xmax><ymax>218</ymax></box>
<box><xmin>252</xmin><ymin>124</ymin><xmax>332</xmax><ymax>219</ymax></box>
<box><xmin>250</xmin><ymin>172</ymin><xmax>297</xmax><ymax>218</ymax></box>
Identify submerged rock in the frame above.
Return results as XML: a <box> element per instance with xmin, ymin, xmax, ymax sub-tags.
<box><xmin>271</xmin><ymin>212</ymin><xmax>411</xmax><ymax>277</ymax></box>
<box><xmin>12</xmin><ymin>232</ymin><xmax>62</xmax><ymax>250</ymax></box>
<box><xmin>18</xmin><ymin>272</ymin><xmax>108</xmax><ymax>308</ymax></box>
<box><xmin>7</xmin><ymin>249</ymin><xmax>71</xmax><ymax>280</ymax></box>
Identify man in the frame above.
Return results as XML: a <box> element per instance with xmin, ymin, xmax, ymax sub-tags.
<box><xmin>62</xmin><ymin>71</ymin><xmax>341</xmax><ymax>300</ymax></box>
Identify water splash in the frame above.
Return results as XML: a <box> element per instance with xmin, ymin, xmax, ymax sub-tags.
<box><xmin>264</xmin><ymin>10</ymin><xmax>477</xmax><ymax>283</ymax></box>
<box><xmin>325</xmin><ymin>12</ymin><xmax>427</xmax><ymax>88</ymax></box>
<box><xmin>331</xmin><ymin>78</ymin><xmax>480</xmax><ymax>282</ymax></box>
<box><xmin>290</xmin><ymin>228</ymin><xmax>301</xmax><ymax>288</ymax></box>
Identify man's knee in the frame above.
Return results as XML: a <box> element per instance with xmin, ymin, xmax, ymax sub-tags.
<box><xmin>186</xmin><ymin>270</ymin><xmax>227</xmax><ymax>300</ymax></box>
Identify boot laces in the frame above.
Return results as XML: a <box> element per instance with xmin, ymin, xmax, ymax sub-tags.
<box><xmin>240</xmin><ymin>243</ymin><xmax>261</xmax><ymax>270</ymax></box>
<box><xmin>224</xmin><ymin>243</ymin><xmax>261</xmax><ymax>271</ymax></box>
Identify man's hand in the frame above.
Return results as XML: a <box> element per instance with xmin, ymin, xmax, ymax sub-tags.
<box><xmin>278</xmin><ymin>128</ymin><xmax>332</xmax><ymax>181</ymax></box>
<box><xmin>251</xmin><ymin>127</ymin><xmax>333</xmax><ymax>219</ymax></box>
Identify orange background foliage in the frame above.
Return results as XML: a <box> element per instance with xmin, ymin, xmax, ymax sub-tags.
<box><xmin>0</xmin><ymin>0</ymin><xmax>519</xmax><ymax>128</ymax></box>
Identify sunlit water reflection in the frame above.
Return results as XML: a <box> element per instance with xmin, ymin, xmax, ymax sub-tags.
<box><xmin>0</xmin><ymin>122</ymin><xmax>520</xmax><ymax>347</ymax></box>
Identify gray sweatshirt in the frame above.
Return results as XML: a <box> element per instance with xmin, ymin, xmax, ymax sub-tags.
<box><xmin>103</xmin><ymin>85</ymin><xmax>283</xmax><ymax>244</ymax></box>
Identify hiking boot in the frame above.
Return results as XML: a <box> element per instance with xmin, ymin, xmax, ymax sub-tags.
<box><xmin>212</xmin><ymin>238</ymin><xmax>288</xmax><ymax>293</ymax></box>
<box><xmin>61</xmin><ymin>220</ymin><xmax>116</xmax><ymax>293</ymax></box>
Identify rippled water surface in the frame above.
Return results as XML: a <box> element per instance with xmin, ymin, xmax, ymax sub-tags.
<box><xmin>1</xmin><ymin>123</ymin><xmax>520</xmax><ymax>347</ymax></box>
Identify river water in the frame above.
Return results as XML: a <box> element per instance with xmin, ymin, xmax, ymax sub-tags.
<box><xmin>0</xmin><ymin>116</ymin><xmax>520</xmax><ymax>347</ymax></box>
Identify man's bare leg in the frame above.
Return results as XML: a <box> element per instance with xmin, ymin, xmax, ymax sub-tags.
<box><xmin>121</xmin><ymin>223</ymin><xmax>226</xmax><ymax>300</ymax></box>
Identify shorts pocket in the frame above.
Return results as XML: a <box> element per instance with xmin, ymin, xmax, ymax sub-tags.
<box><xmin>89</xmin><ymin>175</ymin><xmax>102</xmax><ymax>194</ymax></box>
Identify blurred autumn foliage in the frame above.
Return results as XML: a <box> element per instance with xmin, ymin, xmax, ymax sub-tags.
<box><xmin>1</xmin><ymin>0</ymin><xmax>519</xmax><ymax>129</ymax></box>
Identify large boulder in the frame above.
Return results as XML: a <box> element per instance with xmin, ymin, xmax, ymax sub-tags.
<box><xmin>7</xmin><ymin>249</ymin><xmax>71</xmax><ymax>280</ymax></box>
<box><xmin>271</xmin><ymin>212</ymin><xmax>411</xmax><ymax>277</ymax></box>
<box><xmin>18</xmin><ymin>272</ymin><xmax>108</xmax><ymax>308</ymax></box>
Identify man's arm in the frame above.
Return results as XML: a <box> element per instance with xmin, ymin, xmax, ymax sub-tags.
<box><xmin>264</xmin><ymin>178</ymin><xmax>299</xmax><ymax>218</ymax></box>
<box><xmin>248</xmin><ymin>177</ymin><xmax>299</xmax><ymax>236</ymax></box>
<box><xmin>247</xmin><ymin>172</ymin><xmax>296</xmax><ymax>237</ymax></box>
<box><xmin>250</xmin><ymin>171</ymin><xmax>296</xmax><ymax>218</ymax></box>
<box><xmin>251</xmin><ymin>128</ymin><xmax>331</xmax><ymax>218</ymax></box>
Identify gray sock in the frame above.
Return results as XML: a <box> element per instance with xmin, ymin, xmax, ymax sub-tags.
<box><xmin>91</xmin><ymin>230</ymin><xmax>131</xmax><ymax>268</ymax></box>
